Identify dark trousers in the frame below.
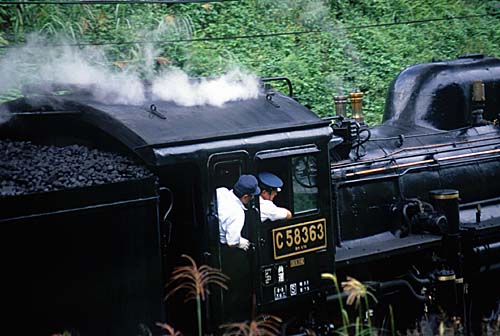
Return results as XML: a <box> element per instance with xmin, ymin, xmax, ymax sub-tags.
<box><xmin>220</xmin><ymin>244</ymin><xmax>252</xmax><ymax>322</ymax></box>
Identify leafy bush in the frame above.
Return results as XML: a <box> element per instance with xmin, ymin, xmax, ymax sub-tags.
<box><xmin>1</xmin><ymin>0</ymin><xmax>499</xmax><ymax>124</ymax></box>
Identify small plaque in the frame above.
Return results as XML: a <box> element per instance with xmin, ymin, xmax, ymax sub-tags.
<box><xmin>290</xmin><ymin>257</ymin><xmax>305</xmax><ymax>268</ymax></box>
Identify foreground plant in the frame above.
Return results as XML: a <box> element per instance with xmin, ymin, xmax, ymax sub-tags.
<box><xmin>342</xmin><ymin>276</ymin><xmax>378</xmax><ymax>335</ymax></box>
<box><xmin>156</xmin><ymin>322</ymin><xmax>182</xmax><ymax>336</ymax></box>
<box><xmin>51</xmin><ymin>332</ymin><xmax>72</xmax><ymax>336</ymax></box>
<box><xmin>221</xmin><ymin>314</ymin><xmax>282</xmax><ymax>336</ymax></box>
<box><xmin>341</xmin><ymin>276</ymin><xmax>377</xmax><ymax>309</ymax></box>
<box><xmin>322</xmin><ymin>274</ymin><xmax>380</xmax><ymax>335</ymax></box>
<box><xmin>165</xmin><ymin>254</ymin><xmax>229</xmax><ymax>336</ymax></box>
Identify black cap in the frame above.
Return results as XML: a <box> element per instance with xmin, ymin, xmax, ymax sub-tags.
<box><xmin>233</xmin><ymin>175</ymin><xmax>261</xmax><ymax>197</ymax></box>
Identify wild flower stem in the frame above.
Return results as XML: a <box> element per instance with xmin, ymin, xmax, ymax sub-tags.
<box><xmin>321</xmin><ymin>273</ymin><xmax>350</xmax><ymax>326</ymax></box>
<box><xmin>197</xmin><ymin>295</ymin><xmax>202</xmax><ymax>336</ymax></box>
<box><xmin>364</xmin><ymin>295</ymin><xmax>372</xmax><ymax>335</ymax></box>
<box><xmin>389</xmin><ymin>304</ymin><xmax>395</xmax><ymax>336</ymax></box>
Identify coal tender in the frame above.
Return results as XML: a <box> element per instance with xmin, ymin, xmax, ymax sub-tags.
<box><xmin>0</xmin><ymin>138</ymin><xmax>161</xmax><ymax>335</ymax></box>
<box><xmin>0</xmin><ymin>140</ymin><xmax>151</xmax><ymax>195</ymax></box>
<box><xmin>0</xmin><ymin>54</ymin><xmax>500</xmax><ymax>335</ymax></box>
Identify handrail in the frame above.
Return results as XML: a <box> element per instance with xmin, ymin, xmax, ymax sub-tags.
<box><xmin>261</xmin><ymin>77</ymin><xmax>294</xmax><ymax>98</ymax></box>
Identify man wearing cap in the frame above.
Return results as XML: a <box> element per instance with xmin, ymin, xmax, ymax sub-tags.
<box><xmin>216</xmin><ymin>174</ymin><xmax>261</xmax><ymax>251</ymax></box>
<box><xmin>258</xmin><ymin>172</ymin><xmax>292</xmax><ymax>222</ymax></box>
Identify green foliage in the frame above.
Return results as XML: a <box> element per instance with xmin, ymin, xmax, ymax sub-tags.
<box><xmin>1</xmin><ymin>0</ymin><xmax>500</xmax><ymax>124</ymax></box>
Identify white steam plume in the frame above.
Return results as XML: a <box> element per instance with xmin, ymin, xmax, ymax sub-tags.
<box><xmin>0</xmin><ymin>33</ymin><xmax>260</xmax><ymax>108</ymax></box>
<box><xmin>152</xmin><ymin>68</ymin><xmax>259</xmax><ymax>107</ymax></box>
<box><xmin>39</xmin><ymin>46</ymin><xmax>145</xmax><ymax>105</ymax></box>
<box><xmin>0</xmin><ymin>35</ymin><xmax>145</xmax><ymax>105</ymax></box>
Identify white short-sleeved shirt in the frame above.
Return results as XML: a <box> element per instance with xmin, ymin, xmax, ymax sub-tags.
<box><xmin>259</xmin><ymin>196</ymin><xmax>290</xmax><ymax>222</ymax></box>
<box><xmin>216</xmin><ymin>187</ymin><xmax>246</xmax><ymax>245</ymax></box>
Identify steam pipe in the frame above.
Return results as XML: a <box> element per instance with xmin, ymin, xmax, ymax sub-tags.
<box><xmin>333</xmin><ymin>95</ymin><xmax>348</xmax><ymax>117</ymax></box>
<box><xmin>372</xmin><ymin>279</ymin><xmax>428</xmax><ymax>302</ymax></box>
<box><xmin>407</xmin><ymin>270</ymin><xmax>431</xmax><ymax>286</ymax></box>
<box><xmin>473</xmin><ymin>242</ymin><xmax>500</xmax><ymax>273</ymax></box>
<box><xmin>336</xmin><ymin>152</ymin><xmax>500</xmax><ymax>186</ymax></box>
<box><xmin>333</xmin><ymin>183</ymin><xmax>343</xmax><ymax>247</ymax></box>
<box><xmin>325</xmin><ymin>291</ymin><xmax>350</xmax><ymax>303</ymax></box>
<box><xmin>343</xmin><ymin>148</ymin><xmax>500</xmax><ymax>178</ymax></box>
<box><xmin>330</xmin><ymin>134</ymin><xmax>500</xmax><ymax>170</ymax></box>
<box><xmin>325</xmin><ymin>279</ymin><xmax>428</xmax><ymax>304</ymax></box>
<box><xmin>430</xmin><ymin>189</ymin><xmax>460</xmax><ymax>234</ymax></box>
<box><xmin>350</xmin><ymin>92</ymin><xmax>364</xmax><ymax>123</ymax></box>
<box><xmin>472</xmin><ymin>80</ymin><xmax>485</xmax><ymax>103</ymax></box>
<box><xmin>11</xmin><ymin>110</ymin><xmax>82</xmax><ymax>116</ymax></box>
<box><xmin>460</xmin><ymin>195</ymin><xmax>500</xmax><ymax>209</ymax></box>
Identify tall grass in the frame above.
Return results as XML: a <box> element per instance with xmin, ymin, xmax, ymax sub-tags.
<box><xmin>220</xmin><ymin>315</ymin><xmax>282</xmax><ymax>336</ymax></box>
<box><xmin>156</xmin><ymin>322</ymin><xmax>183</xmax><ymax>336</ymax></box>
<box><xmin>322</xmin><ymin>273</ymin><xmax>381</xmax><ymax>336</ymax></box>
<box><xmin>164</xmin><ymin>254</ymin><xmax>229</xmax><ymax>336</ymax></box>
<box><xmin>162</xmin><ymin>255</ymin><xmax>283</xmax><ymax>336</ymax></box>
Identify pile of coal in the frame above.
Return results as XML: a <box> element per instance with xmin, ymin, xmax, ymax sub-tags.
<box><xmin>0</xmin><ymin>139</ymin><xmax>152</xmax><ymax>197</ymax></box>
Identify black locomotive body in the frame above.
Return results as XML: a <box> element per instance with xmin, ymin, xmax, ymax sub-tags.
<box><xmin>0</xmin><ymin>55</ymin><xmax>499</xmax><ymax>335</ymax></box>
<box><xmin>330</xmin><ymin>54</ymin><xmax>500</xmax><ymax>333</ymax></box>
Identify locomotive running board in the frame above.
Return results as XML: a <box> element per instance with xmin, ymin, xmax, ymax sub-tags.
<box><xmin>335</xmin><ymin>232</ymin><xmax>442</xmax><ymax>268</ymax></box>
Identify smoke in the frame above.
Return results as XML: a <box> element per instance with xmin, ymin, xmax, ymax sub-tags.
<box><xmin>264</xmin><ymin>0</ymin><xmax>331</xmax><ymax>29</ymax></box>
<box><xmin>297</xmin><ymin>0</ymin><xmax>331</xmax><ymax>29</ymax></box>
<box><xmin>39</xmin><ymin>46</ymin><xmax>146</xmax><ymax>105</ymax></box>
<box><xmin>264</xmin><ymin>0</ymin><xmax>362</xmax><ymax>97</ymax></box>
<box><xmin>152</xmin><ymin>68</ymin><xmax>259</xmax><ymax>107</ymax></box>
<box><xmin>0</xmin><ymin>35</ymin><xmax>145</xmax><ymax>105</ymax></box>
<box><xmin>0</xmin><ymin>31</ymin><xmax>260</xmax><ymax>108</ymax></box>
<box><xmin>0</xmin><ymin>109</ymin><xmax>11</xmax><ymax>124</ymax></box>
<box><xmin>325</xmin><ymin>73</ymin><xmax>347</xmax><ymax>96</ymax></box>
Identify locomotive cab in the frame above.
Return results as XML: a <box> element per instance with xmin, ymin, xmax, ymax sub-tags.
<box><xmin>208</xmin><ymin>145</ymin><xmax>334</xmax><ymax>325</ymax></box>
<box><xmin>203</xmin><ymin>98</ymin><xmax>337</xmax><ymax>329</ymax></box>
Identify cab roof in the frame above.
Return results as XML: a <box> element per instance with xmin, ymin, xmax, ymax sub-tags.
<box><xmin>1</xmin><ymin>89</ymin><xmax>331</xmax><ymax>165</ymax></box>
<box><xmin>82</xmin><ymin>92</ymin><xmax>327</xmax><ymax>147</ymax></box>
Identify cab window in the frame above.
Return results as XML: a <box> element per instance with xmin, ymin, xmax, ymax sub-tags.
<box><xmin>257</xmin><ymin>153</ymin><xmax>319</xmax><ymax>216</ymax></box>
<box><xmin>292</xmin><ymin>155</ymin><xmax>319</xmax><ymax>213</ymax></box>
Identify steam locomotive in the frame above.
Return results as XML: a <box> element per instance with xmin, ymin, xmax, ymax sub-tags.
<box><xmin>0</xmin><ymin>54</ymin><xmax>499</xmax><ymax>335</ymax></box>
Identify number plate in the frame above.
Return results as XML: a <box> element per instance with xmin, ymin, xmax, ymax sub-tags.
<box><xmin>272</xmin><ymin>218</ymin><xmax>327</xmax><ymax>260</ymax></box>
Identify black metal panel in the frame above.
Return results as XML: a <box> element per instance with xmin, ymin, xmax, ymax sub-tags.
<box><xmin>400</xmin><ymin>169</ymin><xmax>442</xmax><ymax>199</ymax></box>
<box><xmin>335</xmin><ymin>233</ymin><xmax>442</xmax><ymax>268</ymax></box>
<box><xmin>383</xmin><ymin>55</ymin><xmax>500</xmax><ymax>128</ymax></box>
<box><xmin>0</xmin><ymin>177</ymin><xmax>157</xmax><ymax>221</ymax></box>
<box><xmin>0</xmin><ymin>178</ymin><xmax>163</xmax><ymax>336</ymax></box>
<box><xmin>338</xmin><ymin>179</ymin><xmax>398</xmax><ymax>240</ymax></box>
<box><xmin>153</xmin><ymin>127</ymin><xmax>332</xmax><ymax>166</ymax></box>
